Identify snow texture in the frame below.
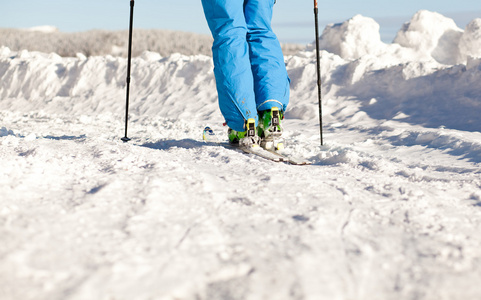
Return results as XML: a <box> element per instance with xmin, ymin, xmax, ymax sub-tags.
<box><xmin>1</xmin><ymin>10</ymin><xmax>481</xmax><ymax>300</ymax></box>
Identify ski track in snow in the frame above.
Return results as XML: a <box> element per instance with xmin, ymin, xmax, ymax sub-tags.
<box><xmin>2</xmin><ymin>10</ymin><xmax>481</xmax><ymax>300</ymax></box>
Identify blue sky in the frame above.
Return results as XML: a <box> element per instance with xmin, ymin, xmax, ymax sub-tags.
<box><xmin>2</xmin><ymin>0</ymin><xmax>480</xmax><ymax>43</ymax></box>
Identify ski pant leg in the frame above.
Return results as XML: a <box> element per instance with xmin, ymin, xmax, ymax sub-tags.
<box><xmin>244</xmin><ymin>0</ymin><xmax>290</xmax><ymax>112</ymax></box>
<box><xmin>201</xmin><ymin>0</ymin><xmax>258</xmax><ymax>132</ymax></box>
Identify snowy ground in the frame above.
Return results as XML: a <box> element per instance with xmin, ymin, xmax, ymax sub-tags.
<box><xmin>1</xmin><ymin>11</ymin><xmax>481</xmax><ymax>300</ymax></box>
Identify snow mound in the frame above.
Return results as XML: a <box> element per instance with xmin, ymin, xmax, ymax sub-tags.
<box><xmin>318</xmin><ymin>15</ymin><xmax>385</xmax><ymax>60</ymax></box>
<box><xmin>317</xmin><ymin>10</ymin><xmax>480</xmax><ymax>66</ymax></box>
<box><xmin>394</xmin><ymin>10</ymin><xmax>463</xmax><ymax>65</ymax></box>
<box><xmin>25</xmin><ymin>25</ymin><xmax>59</xmax><ymax>33</ymax></box>
<box><xmin>0</xmin><ymin>47</ymin><xmax>217</xmax><ymax>121</ymax></box>
<box><xmin>459</xmin><ymin>18</ymin><xmax>481</xmax><ymax>61</ymax></box>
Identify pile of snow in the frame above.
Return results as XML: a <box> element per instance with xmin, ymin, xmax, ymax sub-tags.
<box><xmin>3</xmin><ymin>9</ymin><xmax>481</xmax><ymax>132</ymax></box>
<box><xmin>318</xmin><ymin>14</ymin><xmax>386</xmax><ymax>59</ymax></box>
<box><xmin>393</xmin><ymin>10</ymin><xmax>463</xmax><ymax>64</ymax></box>
<box><xmin>24</xmin><ymin>25</ymin><xmax>59</xmax><ymax>33</ymax></box>
<box><xmin>319</xmin><ymin>10</ymin><xmax>481</xmax><ymax>65</ymax></box>
<box><xmin>1</xmin><ymin>10</ymin><xmax>481</xmax><ymax>300</ymax></box>
<box><xmin>459</xmin><ymin>18</ymin><xmax>481</xmax><ymax>62</ymax></box>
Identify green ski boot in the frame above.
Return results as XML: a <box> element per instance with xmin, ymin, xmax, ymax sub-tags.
<box><xmin>228</xmin><ymin>118</ymin><xmax>260</xmax><ymax>148</ymax></box>
<box><xmin>228</xmin><ymin>128</ymin><xmax>246</xmax><ymax>144</ymax></box>
<box><xmin>258</xmin><ymin>107</ymin><xmax>284</xmax><ymax>150</ymax></box>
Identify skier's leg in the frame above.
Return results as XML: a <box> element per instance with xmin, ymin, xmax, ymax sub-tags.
<box><xmin>244</xmin><ymin>0</ymin><xmax>290</xmax><ymax>112</ymax></box>
<box><xmin>201</xmin><ymin>0</ymin><xmax>258</xmax><ymax>132</ymax></box>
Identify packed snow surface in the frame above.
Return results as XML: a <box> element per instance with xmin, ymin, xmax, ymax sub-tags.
<box><xmin>1</xmin><ymin>10</ymin><xmax>481</xmax><ymax>300</ymax></box>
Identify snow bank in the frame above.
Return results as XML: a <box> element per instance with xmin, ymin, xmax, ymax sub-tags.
<box><xmin>459</xmin><ymin>18</ymin><xmax>481</xmax><ymax>62</ymax></box>
<box><xmin>0</xmin><ymin>47</ymin><xmax>218</xmax><ymax>121</ymax></box>
<box><xmin>320</xmin><ymin>10</ymin><xmax>481</xmax><ymax>66</ymax></box>
<box><xmin>394</xmin><ymin>10</ymin><xmax>463</xmax><ymax>65</ymax></box>
<box><xmin>318</xmin><ymin>15</ymin><xmax>385</xmax><ymax>59</ymax></box>
<box><xmin>1</xmin><ymin>10</ymin><xmax>481</xmax><ymax>133</ymax></box>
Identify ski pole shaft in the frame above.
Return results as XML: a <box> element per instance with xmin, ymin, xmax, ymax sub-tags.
<box><xmin>313</xmin><ymin>0</ymin><xmax>324</xmax><ymax>146</ymax></box>
<box><xmin>122</xmin><ymin>0</ymin><xmax>135</xmax><ymax>142</ymax></box>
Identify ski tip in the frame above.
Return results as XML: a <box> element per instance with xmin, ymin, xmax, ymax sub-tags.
<box><xmin>202</xmin><ymin>126</ymin><xmax>216</xmax><ymax>142</ymax></box>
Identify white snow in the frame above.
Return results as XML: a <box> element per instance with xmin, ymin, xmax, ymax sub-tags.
<box><xmin>318</xmin><ymin>14</ymin><xmax>386</xmax><ymax>60</ymax></box>
<box><xmin>459</xmin><ymin>18</ymin><xmax>481</xmax><ymax>63</ymax></box>
<box><xmin>393</xmin><ymin>10</ymin><xmax>464</xmax><ymax>65</ymax></box>
<box><xmin>1</xmin><ymin>10</ymin><xmax>481</xmax><ymax>300</ymax></box>
<box><xmin>24</xmin><ymin>25</ymin><xmax>59</xmax><ymax>33</ymax></box>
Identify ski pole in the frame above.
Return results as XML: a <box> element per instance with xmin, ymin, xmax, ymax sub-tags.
<box><xmin>121</xmin><ymin>0</ymin><xmax>135</xmax><ymax>142</ymax></box>
<box><xmin>313</xmin><ymin>0</ymin><xmax>324</xmax><ymax>146</ymax></box>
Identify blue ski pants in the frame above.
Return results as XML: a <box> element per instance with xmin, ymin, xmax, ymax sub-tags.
<box><xmin>201</xmin><ymin>0</ymin><xmax>290</xmax><ymax>131</ymax></box>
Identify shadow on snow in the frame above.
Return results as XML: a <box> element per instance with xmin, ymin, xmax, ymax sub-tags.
<box><xmin>141</xmin><ymin>139</ymin><xmax>208</xmax><ymax>151</ymax></box>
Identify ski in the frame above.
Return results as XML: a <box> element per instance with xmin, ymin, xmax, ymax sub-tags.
<box><xmin>203</xmin><ymin>126</ymin><xmax>311</xmax><ymax>165</ymax></box>
<box><xmin>203</xmin><ymin>126</ymin><xmax>282</xmax><ymax>162</ymax></box>
<box><xmin>264</xmin><ymin>148</ymin><xmax>312</xmax><ymax>165</ymax></box>
<box><xmin>239</xmin><ymin>144</ymin><xmax>284</xmax><ymax>162</ymax></box>
<box><xmin>259</xmin><ymin>137</ymin><xmax>311</xmax><ymax>165</ymax></box>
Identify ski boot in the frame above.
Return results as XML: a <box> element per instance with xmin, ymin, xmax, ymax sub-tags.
<box><xmin>257</xmin><ymin>107</ymin><xmax>285</xmax><ymax>151</ymax></box>
<box><xmin>228</xmin><ymin>118</ymin><xmax>260</xmax><ymax>148</ymax></box>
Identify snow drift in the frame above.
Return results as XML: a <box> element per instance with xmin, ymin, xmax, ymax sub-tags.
<box><xmin>1</xmin><ymin>10</ymin><xmax>481</xmax><ymax>300</ymax></box>
<box><xmin>1</xmin><ymin>11</ymin><xmax>481</xmax><ymax>131</ymax></box>
<box><xmin>319</xmin><ymin>10</ymin><xmax>481</xmax><ymax>65</ymax></box>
